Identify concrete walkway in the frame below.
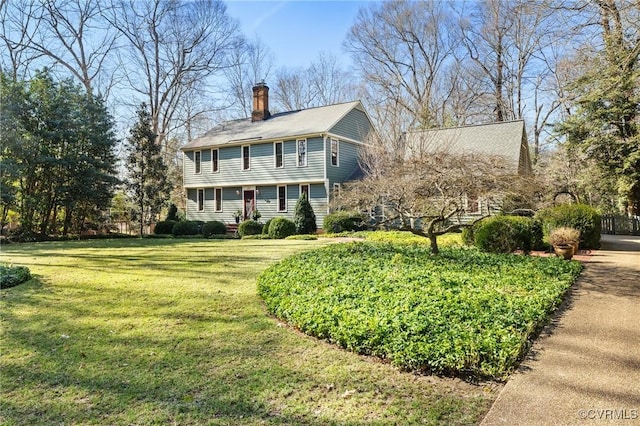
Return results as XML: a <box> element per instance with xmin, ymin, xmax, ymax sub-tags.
<box><xmin>481</xmin><ymin>234</ymin><xmax>640</xmax><ymax>425</ymax></box>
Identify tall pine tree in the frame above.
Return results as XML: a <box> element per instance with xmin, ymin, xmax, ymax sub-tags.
<box><xmin>126</xmin><ymin>103</ymin><xmax>170</xmax><ymax>236</ymax></box>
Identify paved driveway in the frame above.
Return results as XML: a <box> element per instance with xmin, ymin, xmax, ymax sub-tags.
<box><xmin>481</xmin><ymin>234</ymin><xmax>640</xmax><ymax>425</ymax></box>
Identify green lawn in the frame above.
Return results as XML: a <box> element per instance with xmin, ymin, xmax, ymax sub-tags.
<box><xmin>1</xmin><ymin>238</ymin><xmax>494</xmax><ymax>425</ymax></box>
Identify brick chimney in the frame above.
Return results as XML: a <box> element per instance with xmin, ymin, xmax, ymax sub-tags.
<box><xmin>251</xmin><ymin>82</ymin><xmax>270</xmax><ymax>122</ymax></box>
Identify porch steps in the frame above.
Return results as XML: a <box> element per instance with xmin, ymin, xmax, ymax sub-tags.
<box><xmin>226</xmin><ymin>223</ymin><xmax>238</xmax><ymax>236</ymax></box>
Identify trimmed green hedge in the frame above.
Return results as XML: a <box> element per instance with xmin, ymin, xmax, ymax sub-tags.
<box><xmin>154</xmin><ymin>220</ymin><xmax>177</xmax><ymax>235</ymax></box>
<box><xmin>323</xmin><ymin>211</ymin><xmax>366</xmax><ymax>233</ymax></box>
<box><xmin>536</xmin><ymin>204</ymin><xmax>601</xmax><ymax>249</ymax></box>
<box><xmin>238</xmin><ymin>220</ymin><xmax>263</xmax><ymax>237</ymax></box>
<box><xmin>172</xmin><ymin>221</ymin><xmax>202</xmax><ymax>236</ymax></box>
<box><xmin>202</xmin><ymin>221</ymin><xmax>227</xmax><ymax>237</ymax></box>
<box><xmin>1</xmin><ymin>264</ymin><xmax>31</xmax><ymax>289</ymax></box>
<box><xmin>258</xmin><ymin>243</ymin><xmax>582</xmax><ymax>378</ymax></box>
<box><xmin>268</xmin><ymin>217</ymin><xmax>296</xmax><ymax>239</ymax></box>
<box><xmin>472</xmin><ymin>216</ymin><xmax>543</xmax><ymax>254</ymax></box>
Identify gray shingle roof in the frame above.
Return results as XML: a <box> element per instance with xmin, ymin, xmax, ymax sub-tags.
<box><xmin>181</xmin><ymin>101</ymin><xmax>363</xmax><ymax>150</ymax></box>
<box><xmin>403</xmin><ymin>120</ymin><xmax>531</xmax><ymax>174</ymax></box>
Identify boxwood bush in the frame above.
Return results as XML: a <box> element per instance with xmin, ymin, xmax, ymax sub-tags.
<box><xmin>323</xmin><ymin>211</ymin><xmax>366</xmax><ymax>233</ymax></box>
<box><xmin>1</xmin><ymin>264</ymin><xmax>31</xmax><ymax>289</ymax></box>
<box><xmin>267</xmin><ymin>217</ymin><xmax>296</xmax><ymax>239</ymax></box>
<box><xmin>154</xmin><ymin>220</ymin><xmax>176</xmax><ymax>235</ymax></box>
<box><xmin>258</xmin><ymin>243</ymin><xmax>582</xmax><ymax>378</ymax></box>
<box><xmin>262</xmin><ymin>218</ymin><xmax>273</xmax><ymax>235</ymax></box>
<box><xmin>238</xmin><ymin>219</ymin><xmax>263</xmax><ymax>237</ymax></box>
<box><xmin>536</xmin><ymin>204</ymin><xmax>601</xmax><ymax>249</ymax></box>
<box><xmin>472</xmin><ymin>216</ymin><xmax>542</xmax><ymax>254</ymax></box>
<box><xmin>172</xmin><ymin>221</ymin><xmax>202</xmax><ymax>236</ymax></box>
<box><xmin>202</xmin><ymin>221</ymin><xmax>227</xmax><ymax>237</ymax></box>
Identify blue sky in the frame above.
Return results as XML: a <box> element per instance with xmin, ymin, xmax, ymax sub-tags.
<box><xmin>225</xmin><ymin>1</ymin><xmax>374</xmax><ymax>69</ymax></box>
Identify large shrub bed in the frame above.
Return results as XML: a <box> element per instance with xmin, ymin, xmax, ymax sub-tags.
<box><xmin>0</xmin><ymin>264</ymin><xmax>31</xmax><ymax>289</ymax></box>
<box><xmin>258</xmin><ymin>243</ymin><xmax>582</xmax><ymax>378</ymax></box>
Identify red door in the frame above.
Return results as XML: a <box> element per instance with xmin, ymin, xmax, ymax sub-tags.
<box><xmin>243</xmin><ymin>190</ymin><xmax>255</xmax><ymax>220</ymax></box>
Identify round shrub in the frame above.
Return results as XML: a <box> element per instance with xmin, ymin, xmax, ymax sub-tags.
<box><xmin>154</xmin><ymin>220</ymin><xmax>176</xmax><ymax>235</ymax></box>
<box><xmin>238</xmin><ymin>219</ymin><xmax>263</xmax><ymax>237</ymax></box>
<box><xmin>536</xmin><ymin>204</ymin><xmax>601</xmax><ymax>249</ymax></box>
<box><xmin>202</xmin><ymin>221</ymin><xmax>227</xmax><ymax>237</ymax></box>
<box><xmin>323</xmin><ymin>211</ymin><xmax>366</xmax><ymax>233</ymax></box>
<box><xmin>172</xmin><ymin>220</ymin><xmax>201</xmax><ymax>236</ymax></box>
<box><xmin>262</xmin><ymin>218</ymin><xmax>273</xmax><ymax>235</ymax></box>
<box><xmin>474</xmin><ymin>217</ymin><xmax>516</xmax><ymax>253</ymax></box>
<box><xmin>473</xmin><ymin>216</ymin><xmax>540</xmax><ymax>254</ymax></box>
<box><xmin>268</xmin><ymin>217</ymin><xmax>296</xmax><ymax>239</ymax></box>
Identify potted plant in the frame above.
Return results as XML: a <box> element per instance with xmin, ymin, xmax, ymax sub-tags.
<box><xmin>233</xmin><ymin>209</ymin><xmax>243</xmax><ymax>224</ymax></box>
<box><xmin>252</xmin><ymin>209</ymin><xmax>261</xmax><ymax>221</ymax></box>
<box><xmin>548</xmin><ymin>227</ymin><xmax>580</xmax><ymax>259</ymax></box>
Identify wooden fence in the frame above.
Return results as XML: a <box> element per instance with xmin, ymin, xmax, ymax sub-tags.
<box><xmin>601</xmin><ymin>215</ymin><xmax>640</xmax><ymax>236</ymax></box>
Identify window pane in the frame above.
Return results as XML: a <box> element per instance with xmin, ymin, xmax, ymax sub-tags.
<box><xmin>215</xmin><ymin>188</ymin><xmax>222</xmax><ymax>211</ymax></box>
<box><xmin>197</xmin><ymin>189</ymin><xmax>204</xmax><ymax>211</ymax></box>
<box><xmin>275</xmin><ymin>142</ymin><xmax>283</xmax><ymax>168</ymax></box>
<box><xmin>278</xmin><ymin>186</ymin><xmax>286</xmax><ymax>211</ymax></box>
<box><xmin>297</xmin><ymin>140</ymin><xmax>306</xmax><ymax>166</ymax></box>
<box><xmin>195</xmin><ymin>151</ymin><xmax>201</xmax><ymax>174</ymax></box>
<box><xmin>212</xmin><ymin>149</ymin><xmax>218</xmax><ymax>172</ymax></box>
<box><xmin>242</xmin><ymin>146</ymin><xmax>250</xmax><ymax>170</ymax></box>
<box><xmin>300</xmin><ymin>185</ymin><xmax>309</xmax><ymax>198</ymax></box>
<box><xmin>331</xmin><ymin>139</ymin><xmax>338</xmax><ymax>166</ymax></box>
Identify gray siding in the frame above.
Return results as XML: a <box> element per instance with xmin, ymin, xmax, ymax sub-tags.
<box><xmin>326</xmin><ymin>140</ymin><xmax>360</xmax><ymax>188</ymax></box>
<box><xmin>329</xmin><ymin>108</ymin><xmax>371</xmax><ymax>142</ymax></box>
<box><xmin>186</xmin><ymin>184</ymin><xmax>329</xmax><ymax>229</ymax></box>
<box><xmin>183</xmin><ymin>137</ymin><xmax>326</xmax><ymax>188</ymax></box>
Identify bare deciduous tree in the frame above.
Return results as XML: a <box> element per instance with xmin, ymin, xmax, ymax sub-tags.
<box><xmin>107</xmin><ymin>0</ymin><xmax>241</xmax><ymax>149</ymax></box>
<box><xmin>345</xmin><ymin>1</ymin><xmax>459</xmax><ymax>130</ymax></box>
<box><xmin>335</xmin><ymin>134</ymin><xmax>513</xmax><ymax>254</ymax></box>
<box><xmin>273</xmin><ymin>52</ymin><xmax>356</xmax><ymax>112</ymax></box>
<box><xmin>1</xmin><ymin>0</ymin><xmax>119</xmax><ymax>97</ymax></box>
<box><xmin>224</xmin><ymin>36</ymin><xmax>275</xmax><ymax>119</ymax></box>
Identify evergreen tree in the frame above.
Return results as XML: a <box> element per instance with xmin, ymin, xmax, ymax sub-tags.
<box><xmin>293</xmin><ymin>193</ymin><xmax>317</xmax><ymax>234</ymax></box>
<box><xmin>126</xmin><ymin>103</ymin><xmax>170</xmax><ymax>236</ymax></box>
<box><xmin>1</xmin><ymin>70</ymin><xmax>118</xmax><ymax>236</ymax></box>
<box><xmin>557</xmin><ymin>4</ymin><xmax>640</xmax><ymax>215</ymax></box>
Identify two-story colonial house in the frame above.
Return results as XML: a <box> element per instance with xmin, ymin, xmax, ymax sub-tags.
<box><xmin>181</xmin><ymin>83</ymin><xmax>374</xmax><ymax>228</ymax></box>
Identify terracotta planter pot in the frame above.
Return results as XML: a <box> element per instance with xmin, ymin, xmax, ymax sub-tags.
<box><xmin>553</xmin><ymin>244</ymin><xmax>574</xmax><ymax>260</ymax></box>
<box><xmin>569</xmin><ymin>241</ymin><xmax>579</xmax><ymax>255</ymax></box>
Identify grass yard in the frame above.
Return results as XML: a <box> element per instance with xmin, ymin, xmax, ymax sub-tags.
<box><xmin>1</xmin><ymin>238</ymin><xmax>494</xmax><ymax>425</ymax></box>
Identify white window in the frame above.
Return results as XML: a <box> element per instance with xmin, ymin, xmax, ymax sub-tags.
<box><xmin>299</xmin><ymin>184</ymin><xmax>309</xmax><ymax>199</ymax></box>
<box><xmin>274</xmin><ymin>142</ymin><xmax>284</xmax><ymax>168</ymax></box>
<box><xmin>212</xmin><ymin>148</ymin><xmax>219</xmax><ymax>173</ymax></box>
<box><xmin>333</xmin><ymin>183</ymin><xmax>340</xmax><ymax>196</ymax></box>
<box><xmin>277</xmin><ymin>185</ymin><xmax>287</xmax><ymax>212</ymax></box>
<box><xmin>242</xmin><ymin>145</ymin><xmax>250</xmax><ymax>170</ymax></box>
<box><xmin>330</xmin><ymin>139</ymin><xmax>339</xmax><ymax>166</ymax></box>
<box><xmin>194</xmin><ymin>151</ymin><xmax>201</xmax><ymax>174</ymax></box>
<box><xmin>197</xmin><ymin>188</ymin><xmax>204</xmax><ymax>212</ymax></box>
<box><xmin>297</xmin><ymin>139</ymin><xmax>307</xmax><ymax>167</ymax></box>
<box><xmin>215</xmin><ymin>188</ymin><xmax>222</xmax><ymax>212</ymax></box>
<box><xmin>466</xmin><ymin>194</ymin><xmax>481</xmax><ymax>214</ymax></box>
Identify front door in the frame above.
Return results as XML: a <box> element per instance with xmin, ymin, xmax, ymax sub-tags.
<box><xmin>243</xmin><ymin>190</ymin><xmax>255</xmax><ymax>220</ymax></box>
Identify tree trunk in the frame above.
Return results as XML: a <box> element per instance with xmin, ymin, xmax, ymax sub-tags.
<box><xmin>429</xmin><ymin>234</ymin><xmax>439</xmax><ymax>255</ymax></box>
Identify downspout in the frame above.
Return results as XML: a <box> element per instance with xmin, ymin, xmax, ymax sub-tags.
<box><xmin>323</xmin><ymin>134</ymin><xmax>329</xmax><ymax>215</ymax></box>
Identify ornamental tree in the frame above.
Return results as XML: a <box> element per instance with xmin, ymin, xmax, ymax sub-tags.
<box><xmin>335</xmin><ymin>137</ymin><xmax>517</xmax><ymax>254</ymax></box>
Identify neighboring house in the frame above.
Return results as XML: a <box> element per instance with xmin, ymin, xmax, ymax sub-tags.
<box><xmin>181</xmin><ymin>83</ymin><xmax>373</xmax><ymax>228</ymax></box>
<box><xmin>402</xmin><ymin>120</ymin><xmax>533</xmax><ymax>220</ymax></box>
